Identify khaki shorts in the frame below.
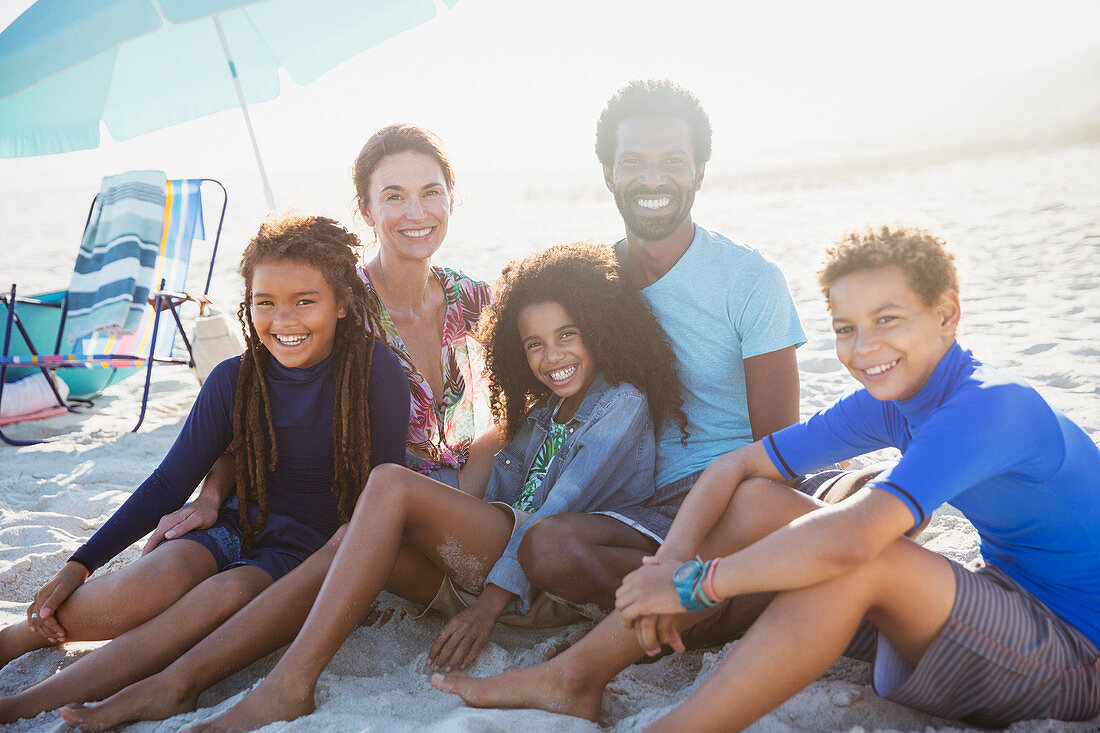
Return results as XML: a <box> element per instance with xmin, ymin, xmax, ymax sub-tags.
<box><xmin>413</xmin><ymin>502</ymin><xmax>582</xmax><ymax>629</ymax></box>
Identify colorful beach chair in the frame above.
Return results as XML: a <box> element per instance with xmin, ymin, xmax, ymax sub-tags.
<box><xmin>0</xmin><ymin>174</ymin><xmax>227</xmax><ymax>446</ymax></box>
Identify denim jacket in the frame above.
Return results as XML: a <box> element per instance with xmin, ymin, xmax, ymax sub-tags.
<box><xmin>483</xmin><ymin>374</ymin><xmax>657</xmax><ymax>614</ymax></box>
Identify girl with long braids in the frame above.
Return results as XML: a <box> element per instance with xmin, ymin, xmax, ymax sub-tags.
<box><xmin>164</xmin><ymin>240</ymin><xmax>689</xmax><ymax>731</ymax></box>
<box><xmin>0</xmin><ymin>214</ymin><xmax>410</xmax><ymax>724</ymax></box>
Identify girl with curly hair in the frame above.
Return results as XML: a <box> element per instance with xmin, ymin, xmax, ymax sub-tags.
<box><xmin>0</xmin><ymin>214</ymin><xmax>410</xmax><ymax>723</ymax></box>
<box><xmin>167</xmin><ymin>240</ymin><xmax>687</xmax><ymax>731</ymax></box>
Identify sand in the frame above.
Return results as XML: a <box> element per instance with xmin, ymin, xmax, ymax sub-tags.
<box><xmin>1</xmin><ymin>148</ymin><xmax>1098</xmax><ymax>731</ymax></box>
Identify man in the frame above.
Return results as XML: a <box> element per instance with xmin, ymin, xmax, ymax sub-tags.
<box><xmin>518</xmin><ymin>80</ymin><xmax>807</xmax><ymax>611</ymax></box>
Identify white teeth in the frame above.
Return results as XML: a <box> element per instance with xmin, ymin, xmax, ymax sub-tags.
<box><xmin>549</xmin><ymin>365</ymin><xmax>577</xmax><ymax>381</ymax></box>
<box><xmin>402</xmin><ymin>228</ymin><xmax>432</xmax><ymax>237</ymax></box>
<box><xmin>637</xmin><ymin>197</ymin><xmax>671</xmax><ymax>210</ymax></box>
<box><xmin>864</xmin><ymin>360</ymin><xmax>898</xmax><ymax>376</ymax></box>
<box><xmin>276</xmin><ymin>334</ymin><xmax>306</xmax><ymax>346</ymax></box>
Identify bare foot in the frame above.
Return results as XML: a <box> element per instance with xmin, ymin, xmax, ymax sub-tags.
<box><xmin>180</xmin><ymin>675</ymin><xmax>315</xmax><ymax>733</ymax></box>
<box><xmin>59</xmin><ymin>673</ymin><xmax>199</xmax><ymax>731</ymax></box>
<box><xmin>431</xmin><ymin>660</ymin><xmax>602</xmax><ymax>722</ymax></box>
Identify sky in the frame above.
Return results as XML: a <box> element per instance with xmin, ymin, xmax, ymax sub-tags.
<box><xmin>2</xmin><ymin>0</ymin><xmax>1100</xmax><ymax>198</ymax></box>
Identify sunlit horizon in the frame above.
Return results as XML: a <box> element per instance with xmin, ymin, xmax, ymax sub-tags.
<box><xmin>1</xmin><ymin>0</ymin><xmax>1099</xmax><ymax>200</ymax></box>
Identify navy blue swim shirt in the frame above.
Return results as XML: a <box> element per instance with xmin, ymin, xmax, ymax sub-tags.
<box><xmin>72</xmin><ymin>339</ymin><xmax>410</xmax><ymax>572</ymax></box>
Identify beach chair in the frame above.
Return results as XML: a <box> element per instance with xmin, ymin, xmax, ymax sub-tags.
<box><xmin>0</xmin><ymin>173</ymin><xmax>227</xmax><ymax>446</ymax></box>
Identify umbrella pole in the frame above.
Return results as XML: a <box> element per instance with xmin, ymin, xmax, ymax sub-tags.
<box><xmin>213</xmin><ymin>15</ymin><xmax>277</xmax><ymax>211</ymax></box>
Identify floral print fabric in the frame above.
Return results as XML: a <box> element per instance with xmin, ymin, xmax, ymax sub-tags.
<box><xmin>513</xmin><ymin>417</ymin><xmax>569</xmax><ymax>512</ymax></box>
<box><xmin>360</xmin><ymin>265</ymin><xmax>493</xmax><ymax>474</ymax></box>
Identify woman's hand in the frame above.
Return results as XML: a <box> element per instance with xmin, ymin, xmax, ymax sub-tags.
<box><xmin>27</xmin><ymin>561</ymin><xmax>89</xmax><ymax>643</ymax></box>
<box><xmin>141</xmin><ymin>499</ymin><xmax>219</xmax><ymax>555</ymax></box>
<box><xmin>428</xmin><ymin>584</ymin><xmax>512</xmax><ymax>672</ymax></box>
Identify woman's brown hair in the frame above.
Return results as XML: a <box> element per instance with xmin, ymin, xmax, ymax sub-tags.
<box><xmin>352</xmin><ymin>123</ymin><xmax>455</xmax><ymax>217</ymax></box>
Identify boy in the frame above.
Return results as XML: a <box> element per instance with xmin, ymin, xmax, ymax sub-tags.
<box><xmin>435</xmin><ymin>225</ymin><xmax>1100</xmax><ymax>731</ymax></box>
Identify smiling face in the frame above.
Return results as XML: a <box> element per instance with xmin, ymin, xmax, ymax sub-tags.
<box><xmin>829</xmin><ymin>266</ymin><xmax>959</xmax><ymax>402</ymax></box>
<box><xmin>605</xmin><ymin>117</ymin><xmax>703</xmax><ymax>242</ymax></box>
<box><xmin>517</xmin><ymin>301</ymin><xmax>598</xmax><ymax>420</ymax></box>
<box><xmin>250</xmin><ymin>259</ymin><xmax>347</xmax><ymax>369</ymax></box>
<box><xmin>359</xmin><ymin>151</ymin><xmax>452</xmax><ymax>262</ymax></box>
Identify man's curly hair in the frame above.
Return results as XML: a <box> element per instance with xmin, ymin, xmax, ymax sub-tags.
<box><xmin>595</xmin><ymin>79</ymin><xmax>713</xmax><ymax>169</ymax></box>
<box><xmin>819</xmin><ymin>224</ymin><xmax>959</xmax><ymax>307</ymax></box>
<box><xmin>477</xmin><ymin>241</ymin><xmax>688</xmax><ymax>442</ymax></box>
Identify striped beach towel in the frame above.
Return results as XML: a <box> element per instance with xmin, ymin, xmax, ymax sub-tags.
<box><xmin>71</xmin><ymin>178</ymin><xmax>205</xmax><ymax>362</ymax></box>
<box><xmin>63</xmin><ymin>171</ymin><xmax>167</xmax><ymax>343</ymax></box>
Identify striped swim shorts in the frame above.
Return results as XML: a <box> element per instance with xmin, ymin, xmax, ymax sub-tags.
<box><xmin>845</xmin><ymin>558</ymin><xmax>1100</xmax><ymax>727</ymax></box>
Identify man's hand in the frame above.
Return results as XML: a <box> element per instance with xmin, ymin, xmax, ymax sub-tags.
<box><xmin>141</xmin><ymin>500</ymin><xmax>219</xmax><ymax>555</ymax></box>
<box><xmin>27</xmin><ymin>561</ymin><xmax>88</xmax><ymax>643</ymax></box>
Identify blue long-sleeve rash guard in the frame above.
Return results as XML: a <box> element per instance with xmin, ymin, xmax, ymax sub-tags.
<box><xmin>72</xmin><ymin>340</ymin><xmax>410</xmax><ymax>572</ymax></box>
<box><xmin>764</xmin><ymin>342</ymin><xmax>1100</xmax><ymax>648</ymax></box>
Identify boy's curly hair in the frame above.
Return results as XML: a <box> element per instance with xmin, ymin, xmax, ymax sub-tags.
<box><xmin>234</xmin><ymin>213</ymin><xmax>387</xmax><ymax>545</ymax></box>
<box><xmin>477</xmin><ymin>241</ymin><xmax>688</xmax><ymax>442</ymax></box>
<box><xmin>818</xmin><ymin>224</ymin><xmax>959</xmax><ymax>307</ymax></box>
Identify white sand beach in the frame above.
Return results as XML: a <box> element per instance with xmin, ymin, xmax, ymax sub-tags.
<box><xmin>1</xmin><ymin>145</ymin><xmax>1098</xmax><ymax>732</ymax></box>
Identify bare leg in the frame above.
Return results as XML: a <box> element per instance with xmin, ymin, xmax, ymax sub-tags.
<box><xmin>0</xmin><ymin>563</ymin><xmax>269</xmax><ymax>724</ymax></box>
<box><xmin>434</xmin><ymin>602</ymin><xmax>657</xmax><ymax>721</ymax></box>
<box><xmin>181</xmin><ymin>464</ymin><xmax>518</xmax><ymax>732</ymax></box>
<box><xmin>518</xmin><ymin>465</ymin><xmax>895</xmax><ymax>629</ymax></box>
<box><xmin>433</xmin><ymin>477</ymin><xmax>825</xmax><ymax>718</ymax></box>
<box><xmin>646</xmin><ymin>537</ymin><xmax>955</xmax><ymax>732</ymax></box>
<box><xmin>61</xmin><ymin>532</ymin><xmax>442</xmax><ymax>731</ymax></box>
<box><xmin>59</xmin><ymin>530</ymin><xmax>343</xmax><ymax>730</ymax></box>
<box><xmin>518</xmin><ymin>513</ymin><xmax>658</xmax><ymax>610</ymax></box>
<box><xmin>0</xmin><ymin>540</ymin><xmax>217</xmax><ymax>668</ymax></box>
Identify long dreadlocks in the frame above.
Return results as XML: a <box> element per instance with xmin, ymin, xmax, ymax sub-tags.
<box><xmin>233</xmin><ymin>213</ymin><xmax>387</xmax><ymax>544</ymax></box>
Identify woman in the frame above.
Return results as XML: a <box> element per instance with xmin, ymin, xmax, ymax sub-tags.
<box><xmin>5</xmin><ymin>125</ymin><xmax>499</xmax><ymax>726</ymax></box>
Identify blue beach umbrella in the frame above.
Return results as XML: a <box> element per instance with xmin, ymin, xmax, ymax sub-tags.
<box><xmin>0</xmin><ymin>0</ymin><xmax>459</xmax><ymax>208</ymax></box>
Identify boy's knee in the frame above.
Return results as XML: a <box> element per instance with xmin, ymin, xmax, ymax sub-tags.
<box><xmin>730</xmin><ymin>477</ymin><xmax>784</xmax><ymax>525</ymax></box>
<box><xmin>712</xmin><ymin>476</ymin><xmax>818</xmax><ymax>551</ymax></box>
